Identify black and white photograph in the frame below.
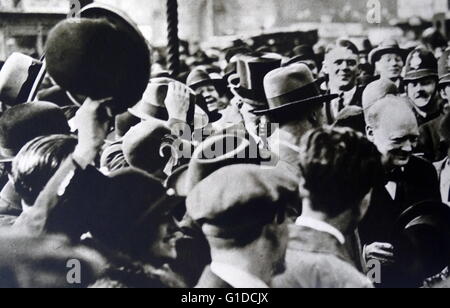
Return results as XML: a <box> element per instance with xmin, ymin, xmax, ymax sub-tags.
<box><xmin>1</xmin><ymin>0</ymin><xmax>450</xmax><ymax>292</ymax></box>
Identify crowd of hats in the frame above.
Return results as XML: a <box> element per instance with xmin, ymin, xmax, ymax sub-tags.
<box><xmin>0</xmin><ymin>2</ymin><xmax>450</xmax><ymax>289</ymax></box>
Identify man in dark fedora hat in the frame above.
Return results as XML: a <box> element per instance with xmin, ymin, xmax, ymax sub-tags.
<box><xmin>253</xmin><ymin>63</ymin><xmax>337</xmax><ymax>177</ymax></box>
<box><xmin>228</xmin><ymin>53</ymin><xmax>282</xmax><ymax>139</ymax></box>
<box><xmin>359</xmin><ymin>95</ymin><xmax>441</xmax><ymax>288</ymax></box>
<box><xmin>322</xmin><ymin>39</ymin><xmax>366</xmax><ymax>133</ymax></box>
<box><xmin>187</xmin><ymin>165</ymin><xmax>299</xmax><ymax>288</ymax></box>
<box><xmin>404</xmin><ymin>47</ymin><xmax>442</xmax><ymax>126</ymax></box>
<box><xmin>369</xmin><ymin>39</ymin><xmax>406</xmax><ymax>91</ymax></box>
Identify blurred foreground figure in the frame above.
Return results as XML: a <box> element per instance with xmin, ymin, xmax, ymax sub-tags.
<box><xmin>187</xmin><ymin>165</ymin><xmax>298</xmax><ymax>288</ymax></box>
<box><xmin>0</xmin><ymin>231</ymin><xmax>105</xmax><ymax>288</ymax></box>
<box><xmin>273</xmin><ymin>126</ymin><xmax>382</xmax><ymax>288</ymax></box>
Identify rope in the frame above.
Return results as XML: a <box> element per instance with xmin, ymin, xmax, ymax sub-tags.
<box><xmin>166</xmin><ymin>0</ymin><xmax>180</xmax><ymax>78</ymax></box>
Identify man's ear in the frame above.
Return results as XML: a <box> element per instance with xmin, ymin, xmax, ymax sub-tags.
<box><xmin>440</xmin><ymin>88</ymin><xmax>448</xmax><ymax>101</ymax></box>
<box><xmin>366</xmin><ymin>125</ymin><xmax>375</xmax><ymax>142</ymax></box>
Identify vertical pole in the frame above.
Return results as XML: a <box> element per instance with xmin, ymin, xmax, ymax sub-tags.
<box><xmin>166</xmin><ymin>0</ymin><xmax>180</xmax><ymax>78</ymax></box>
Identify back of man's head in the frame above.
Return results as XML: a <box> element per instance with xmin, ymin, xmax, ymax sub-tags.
<box><xmin>299</xmin><ymin>126</ymin><xmax>383</xmax><ymax>217</ymax></box>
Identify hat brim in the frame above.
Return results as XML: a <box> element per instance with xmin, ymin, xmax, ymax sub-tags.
<box><xmin>369</xmin><ymin>47</ymin><xmax>408</xmax><ymax>65</ymax></box>
<box><xmin>393</xmin><ymin>200</ymin><xmax>450</xmax><ymax>238</ymax></box>
<box><xmin>189</xmin><ymin>78</ymin><xmax>224</xmax><ymax>90</ymax></box>
<box><xmin>404</xmin><ymin>70</ymin><xmax>438</xmax><ymax>82</ymax></box>
<box><xmin>252</xmin><ymin>93</ymin><xmax>338</xmax><ymax>116</ymax></box>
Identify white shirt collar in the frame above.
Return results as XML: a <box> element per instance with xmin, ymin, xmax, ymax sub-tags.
<box><xmin>210</xmin><ymin>262</ymin><xmax>269</xmax><ymax>289</ymax></box>
<box><xmin>295</xmin><ymin>216</ymin><xmax>346</xmax><ymax>245</ymax></box>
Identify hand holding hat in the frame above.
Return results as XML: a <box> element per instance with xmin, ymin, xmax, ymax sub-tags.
<box><xmin>72</xmin><ymin>97</ymin><xmax>115</xmax><ymax>168</ymax></box>
<box><xmin>165</xmin><ymin>81</ymin><xmax>192</xmax><ymax>123</ymax></box>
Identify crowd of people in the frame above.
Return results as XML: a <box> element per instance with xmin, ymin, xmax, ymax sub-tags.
<box><xmin>1</xmin><ymin>3</ymin><xmax>450</xmax><ymax>288</ymax></box>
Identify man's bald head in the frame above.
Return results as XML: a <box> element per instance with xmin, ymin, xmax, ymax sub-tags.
<box><xmin>366</xmin><ymin>95</ymin><xmax>419</xmax><ymax>168</ymax></box>
<box><xmin>366</xmin><ymin>95</ymin><xmax>416</xmax><ymax>130</ymax></box>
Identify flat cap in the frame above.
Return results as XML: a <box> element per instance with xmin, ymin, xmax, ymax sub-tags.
<box><xmin>186</xmin><ymin>164</ymin><xmax>298</xmax><ymax>238</ymax></box>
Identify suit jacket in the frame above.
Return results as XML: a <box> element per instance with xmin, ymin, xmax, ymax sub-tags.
<box><xmin>195</xmin><ymin>266</ymin><xmax>233</xmax><ymax>289</ymax></box>
<box><xmin>272</xmin><ymin>224</ymin><xmax>373</xmax><ymax>288</ymax></box>
<box><xmin>359</xmin><ymin>155</ymin><xmax>441</xmax><ymax>246</ymax></box>
<box><xmin>417</xmin><ymin>112</ymin><xmax>447</xmax><ymax>163</ymax></box>
<box><xmin>323</xmin><ymin>86</ymin><xmax>367</xmax><ymax>134</ymax></box>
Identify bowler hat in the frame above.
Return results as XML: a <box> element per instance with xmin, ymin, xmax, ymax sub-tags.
<box><xmin>128</xmin><ymin>78</ymin><xmax>210</xmax><ymax>130</ymax></box>
<box><xmin>186</xmin><ymin>164</ymin><xmax>299</xmax><ymax>238</ymax></box>
<box><xmin>0</xmin><ymin>101</ymin><xmax>70</xmax><ymax>162</ymax></box>
<box><xmin>392</xmin><ymin>201</ymin><xmax>450</xmax><ymax>287</ymax></box>
<box><xmin>0</xmin><ymin>53</ymin><xmax>43</xmax><ymax>106</ymax></box>
<box><xmin>46</xmin><ymin>4</ymin><xmax>150</xmax><ymax>114</ymax></box>
<box><xmin>253</xmin><ymin>63</ymin><xmax>338</xmax><ymax>116</ymax></box>
<box><xmin>404</xmin><ymin>47</ymin><xmax>438</xmax><ymax>82</ymax></box>
<box><xmin>438</xmin><ymin>48</ymin><xmax>450</xmax><ymax>86</ymax></box>
<box><xmin>368</xmin><ymin>39</ymin><xmax>406</xmax><ymax>65</ymax></box>
<box><xmin>165</xmin><ymin>133</ymin><xmax>263</xmax><ymax>197</ymax></box>
<box><xmin>230</xmin><ymin>53</ymin><xmax>282</xmax><ymax>107</ymax></box>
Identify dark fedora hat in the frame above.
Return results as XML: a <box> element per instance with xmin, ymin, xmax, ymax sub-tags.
<box><xmin>282</xmin><ymin>45</ymin><xmax>317</xmax><ymax>67</ymax></box>
<box><xmin>230</xmin><ymin>53</ymin><xmax>282</xmax><ymax>107</ymax></box>
<box><xmin>165</xmin><ymin>133</ymin><xmax>263</xmax><ymax>197</ymax></box>
<box><xmin>391</xmin><ymin>201</ymin><xmax>450</xmax><ymax>287</ymax></box>
<box><xmin>368</xmin><ymin>38</ymin><xmax>406</xmax><ymax>65</ymax></box>
<box><xmin>0</xmin><ymin>53</ymin><xmax>43</xmax><ymax>106</ymax></box>
<box><xmin>128</xmin><ymin>78</ymin><xmax>210</xmax><ymax>130</ymax></box>
<box><xmin>0</xmin><ymin>101</ymin><xmax>70</xmax><ymax>162</ymax></box>
<box><xmin>404</xmin><ymin>47</ymin><xmax>438</xmax><ymax>82</ymax></box>
<box><xmin>45</xmin><ymin>3</ymin><xmax>150</xmax><ymax>115</ymax></box>
<box><xmin>253</xmin><ymin>63</ymin><xmax>338</xmax><ymax>116</ymax></box>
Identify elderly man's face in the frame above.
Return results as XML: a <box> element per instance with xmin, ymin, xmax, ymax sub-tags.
<box><xmin>325</xmin><ymin>47</ymin><xmax>359</xmax><ymax>91</ymax></box>
<box><xmin>407</xmin><ymin>77</ymin><xmax>438</xmax><ymax>109</ymax></box>
<box><xmin>369</xmin><ymin>109</ymin><xmax>419</xmax><ymax>168</ymax></box>
<box><xmin>375</xmin><ymin>53</ymin><xmax>404</xmax><ymax>80</ymax></box>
